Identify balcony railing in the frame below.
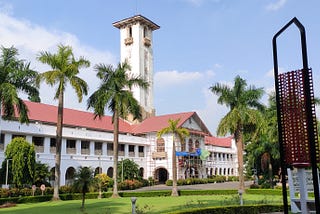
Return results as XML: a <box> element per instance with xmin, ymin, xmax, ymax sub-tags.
<box><xmin>129</xmin><ymin>151</ymin><xmax>135</xmax><ymax>157</ymax></box>
<box><xmin>81</xmin><ymin>149</ymin><xmax>90</xmax><ymax>155</ymax></box>
<box><xmin>35</xmin><ymin>146</ymin><xmax>44</xmax><ymax>153</ymax></box>
<box><xmin>152</xmin><ymin>151</ymin><xmax>167</xmax><ymax>159</ymax></box>
<box><xmin>139</xmin><ymin>152</ymin><xmax>144</xmax><ymax>157</ymax></box>
<box><xmin>107</xmin><ymin>150</ymin><xmax>113</xmax><ymax>156</ymax></box>
<box><xmin>67</xmin><ymin>148</ymin><xmax>76</xmax><ymax>154</ymax></box>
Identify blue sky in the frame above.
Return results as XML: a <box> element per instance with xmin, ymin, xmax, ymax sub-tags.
<box><xmin>0</xmin><ymin>0</ymin><xmax>319</xmax><ymax>134</ymax></box>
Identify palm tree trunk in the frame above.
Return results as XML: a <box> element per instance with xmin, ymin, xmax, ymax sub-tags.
<box><xmin>81</xmin><ymin>192</ymin><xmax>85</xmax><ymax>210</ymax></box>
<box><xmin>172</xmin><ymin>137</ymin><xmax>179</xmax><ymax>196</ymax></box>
<box><xmin>112</xmin><ymin>109</ymin><xmax>119</xmax><ymax>198</ymax></box>
<box><xmin>235</xmin><ymin>128</ymin><xmax>244</xmax><ymax>191</ymax></box>
<box><xmin>53</xmin><ymin>91</ymin><xmax>63</xmax><ymax>201</ymax></box>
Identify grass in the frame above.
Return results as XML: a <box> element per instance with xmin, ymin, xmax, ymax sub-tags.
<box><xmin>0</xmin><ymin>194</ymin><xmax>283</xmax><ymax>214</ymax></box>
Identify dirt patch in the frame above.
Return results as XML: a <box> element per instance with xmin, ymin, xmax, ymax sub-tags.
<box><xmin>0</xmin><ymin>202</ymin><xmax>16</xmax><ymax>209</ymax></box>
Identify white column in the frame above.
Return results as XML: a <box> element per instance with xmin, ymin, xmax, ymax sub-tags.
<box><xmin>61</xmin><ymin>139</ymin><xmax>66</xmax><ymax>155</ymax></box>
<box><xmin>76</xmin><ymin>140</ymin><xmax>81</xmax><ymax>155</ymax></box>
<box><xmin>44</xmin><ymin>137</ymin><xmax>50</xmax><ymax>154</ymax></box>
<box><xmin>102</xmin><ymin>142</ymin><xmax>107</xmax><ymax>156</ymax></box>
<box><xmin>90</xmin><ymin>141</ymin><xmax>94</xmax><ymax>156</ymax></box>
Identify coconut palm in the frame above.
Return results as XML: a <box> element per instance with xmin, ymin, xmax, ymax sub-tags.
<box><xmin>0</xmin><ymin>46</ymin><xmax>40</xmax><ymax>123</ymax></box>
<box><xmin>87</xmin><ymin>61</ymin><xmax>148</xmax><ymax>198</ymax></box>
<box><xmin>157</xmin><ymin>118</ymin><xmax>189</xmax><ymax>196</ymax></box>
<box><xmin>73</xmin><ymin>166</ymin><xmax>95</xmax><ymax>210</ymax></box>
<box><xmin>210</xmin><ymin>75</ymin><xmax>264</xmax><ymax>191</ymax></box>
<box><xmin>37</xmin><ymin>44</ymin><xmax>90</xmax><ymax>200</ymax></box>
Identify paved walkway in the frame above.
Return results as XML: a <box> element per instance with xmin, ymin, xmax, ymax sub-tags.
<box><xmin>125</xmin><ymin>181</ymin><xmax>252</xmax><ymax>192</ymax></box>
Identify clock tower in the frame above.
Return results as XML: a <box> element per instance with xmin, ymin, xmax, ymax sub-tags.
<box><xmin>113</xmin><ymin>15</ymin><xmax>160</xmax><ymax>122</ymax></box>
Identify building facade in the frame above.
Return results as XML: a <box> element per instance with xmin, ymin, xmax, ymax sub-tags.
<box><xmin>0</xmin><ymin>15</ymin><xmax>238</xmax><ymax>186</ymax></box>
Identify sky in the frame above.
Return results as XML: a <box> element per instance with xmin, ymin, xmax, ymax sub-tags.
<box><xmin>0</xmin><ymin>0</ymin><xmax>320</xmax><ymax>135</ymax></box>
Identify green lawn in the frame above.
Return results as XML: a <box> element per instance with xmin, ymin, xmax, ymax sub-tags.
<box><xmin>0</xmin><ymin>194</ymin><xmax>283</xmax><ymax>214</ymax></box>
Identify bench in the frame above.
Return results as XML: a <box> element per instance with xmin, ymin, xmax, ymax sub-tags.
<box><xmin>287</xmin><ymin>168</ymin><xmax>319</xmax><ymax>214</ymax></box>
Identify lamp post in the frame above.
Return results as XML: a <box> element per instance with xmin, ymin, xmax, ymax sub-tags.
<box><xmin>4</xmin><ymin>159</ymin><xmax>12</xmax><ymax>189</ymax></box>
<box><xmin>121</xmin><ymin>158</ymin><xmax>124</xmax><ymax>182</ymax></box>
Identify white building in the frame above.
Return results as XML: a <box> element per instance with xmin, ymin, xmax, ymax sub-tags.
<box><xmin>0</xmin><ymin>15</ymin><xmax>237</xmax><ymax>186</ymax></box>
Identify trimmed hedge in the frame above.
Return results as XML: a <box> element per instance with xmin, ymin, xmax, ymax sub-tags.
<box><xmin>170</xmin><ymin>204</ymin><xmax>284</xmax><ymax>214</ymax></box>
<box><xmin>245</xmin><ymin>189</ymin><xmax>283</xmax><ymax>196</ymax></box>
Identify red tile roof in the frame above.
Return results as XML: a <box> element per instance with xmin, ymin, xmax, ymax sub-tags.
<box><xmin>24</xmin><ymin>101</ymin><xmax>132</xmax><ymax>133</ymax></box>
<box><xmin>205</xmin><ymin>136</ymin><xmax>233</xmax><ymax>148</ymax></box>
<box><xmin>132</xmin><ymin>112</ymin><xmax>211</xmax><ymax>136</ymax></box>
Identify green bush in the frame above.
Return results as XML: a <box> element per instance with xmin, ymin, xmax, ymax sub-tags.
<box><xmin>245</xmin><ymin>189</ymin><xmax>283</xmax><ymax>195</ymax></box>
<box><xmin>166</xmin><ymin>179</ymin><xmax>173</xmax><ymax>186</ymax></box>
<box><xmin>118</xmin><ymin>179</ymin><xmax>143</xmax><ymax>190</ymax></box>
<box><xmin>59</xmin><ymin>185</ymin><xmax>73</xmax><ymax>194</ymax></box>
<box><xmin>170</xmin><ymin>204</ymin><xmax>284</xmax><ymax>214</ymax></box>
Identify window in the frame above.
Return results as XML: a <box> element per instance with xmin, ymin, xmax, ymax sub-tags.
<box><xmin>0</xmin><ymin>134</ymin><xmax>4</xmax><ymax>151</ymax></box>
<box><xmin>129</xmin><ymin>145</ymin><xmax>135</xmax><ymax>157</ymax></box>
<box><xmin>33</xmin><ymin>136</ymin><xmax>44</xmax><ymax>153</ymax></box>
<box><xmin>195</xmin><ymin>140</ymin><xmax>200</xmax><ymax>149</ymax></box>
<box><xmin>156</xmin><ymin>138</ymin><xmax>165</xmax><ymax>152</ymax></box>
<box><xmin>143</xmin><ymin>27</ymin><xmax>148</xmax><ymax>38</ymax></box>
<box><xmin>119</xmin><ymin>144</ymin><xmax>125</xmax><ymax>156</ymax></box>
<box><xmin>139</xmin><ymin>146</ymin><xmax>144</xmax><ymax>157</ymax></box>
<box><xmin>66</xmin><ymin>139</ymin><xmax>76</xmax><ymax>154</ymax></box>
<box><xmin>81</xmin><ymin>140</ymin><xmax>90</xmax><ymax>155</ymax></box>
<box><xmin>107</xmin><ymin>142</ymin><xmax>113</xmax><ymax>156</ymax></box>
<box><xmin>95</xmin><ymin>142</ymin><xmax>102</xmax><ymax>155</ymax></box>
<box><xmin>50</xmin><ymin>138</ymin><xmax>56</xmax><ymax>153</ymax></box>
<box><xmin>128</xmin><ymin>26</ymin><xmax>132</xmax><ymax>37</ymax></box>
<box><xmin>188</xmin><ymin>139</ymin><xmax>193</xmax><ymax>152</ymax></box>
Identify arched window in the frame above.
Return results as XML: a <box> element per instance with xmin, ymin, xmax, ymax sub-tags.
<box><xmin>65</xmin><ymin>167</ymin><xmax>76</xmax><ymax>186</ymax></box>
<box><xmin>156</xmin><ymin>138</ymin><xmax>165</xmax><ymax>152</ymax></box>
<box><xmin>107</xmin><ymin>167</ymin><xmax>113</xmax><ymax>178</ymax></box>
<box><xmin>143</xmin><ymin>27</ymin><xmax>148</xmax><ymax>38</ymax></box>
<box><xmin>195</xmin><ymin>140</ymin><xmax>200</xmax><ymax>149</ymax></box>
<box><xmin>95</xmin><ymin>167</ymin><xmax>102</xmax><ymax>175</ymax></box>
<box><xmin>139</xmin><ymin>167</ymin><xmax>144</xmax><ymax>178</ymax></box>
<box><xmin>128</xmin><ymin>26</ymin><xmax>132</xmax><ymax>37</ymax></box>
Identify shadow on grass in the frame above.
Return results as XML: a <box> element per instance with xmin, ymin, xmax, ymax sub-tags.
<box><xmin>0</xmin><ymin>199</ymin><xmax>129</xmax><ymax>214</ymax></box>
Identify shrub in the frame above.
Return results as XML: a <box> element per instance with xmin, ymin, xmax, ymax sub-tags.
<box><xmin>118</xmin><ymin>179</ymin><xmax>143</xmax><ymax>190</ymax></box>
<box><xmin>166</xmin><ymin>179</ymin><xmax>173</xmax><ymax>186</ymax></box>
<box><xmin>59</xmin><ymin>185</ymin><xmax>73</xmax><ymax>194</ymax></box>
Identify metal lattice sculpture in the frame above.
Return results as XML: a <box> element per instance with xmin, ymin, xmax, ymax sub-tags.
<box><xmin>278</xmin><ymin>69</ymin><xmax>319</xmax><ymax>167</ymax></box>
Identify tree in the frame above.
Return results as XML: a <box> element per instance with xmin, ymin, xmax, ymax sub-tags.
<box><xmin>210</xmin><ymin>75</ymin><xmax>264</xmax><ymax>191</ymax></box>
<box><xmin>0</xmin><ymin>46</ymin><xmax>40</xmax><ymax>123</ymax></box>
<box><xmin>118</xmin><ymin>159</ymin><xmax>140</xmax><ymax>181</ymax></box>
<box><xmin>157</xmin><ymin>118</ymin><xmax>189</xmax><ymax>196</ymax></box>
<box><xmin>37</xmin><ymin>44</ymin><xmax>90</xmax><ymax>200</ymax></box>
<box><xmin>34</xmin><ymin>161</ymin><xmax>51</xmax><ymax>187</ymax></box>
<box><xmin>87</xmin><ymin>61</ymin><xmax>148</xmax><ymax>198</ymax></box>
<box><xmin>73</xmin><ymin>166</ymin><xmax>95</xmax><ymax>210</ymax></box>
<box><xmin>4</xmin><ymin>137</ymin><xmax>35</xmax><ymax>187</ymax></box>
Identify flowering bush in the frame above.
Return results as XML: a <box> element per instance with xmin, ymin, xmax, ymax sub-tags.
<box><xmin>118</xmin><ymin>179</ymin><xmax>143</xmax><ymax>190</ymax></box>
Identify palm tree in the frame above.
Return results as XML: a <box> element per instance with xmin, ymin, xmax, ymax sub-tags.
<box><xmin>0</xmin><ymin>46</ymin><xmax>40</xmax><ymax>123</ymax></box>
<box><xmin>37</xmin><ymin>44</ymin><xmax>90</xmax><ymax>200</ymax></box>
<box><xmin>73</xmin><ymin>166</ymin><xmax>95</xmax><ymax>210</ymax></box>
<box><xmin>87</xmin><ymin>61</ymin><xmax>148</xmax><ymax>198</ymax></box>
<box><xmin>210</xmin><ymin>75</ymin><xmax>264</xmax><ymax>191</ymax></box>
<box><xmin>157</xmin><ymin>118</ymin><xmax>189</xmax><ymax>197</ymax></box>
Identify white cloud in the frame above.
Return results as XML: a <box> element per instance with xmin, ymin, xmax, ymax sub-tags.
<box><xmin>154</xmin><ymin>70</ymin><xmax>203</xmax><ymax>88</ymax></box>
<box><xmin>265</xmin><ymin>67</ymin><xmax>286</xmax><ymax>78</ymax></box>
<box><xmin>0</xmin><ymin>11</ymin><xmax>117</xmax><ymax>111</ymax></box>
<box><xmin>196</xmin><ymin>88</ymin><xmax>228</xmax><ymax>135</ymax></box>
<box><xmin>266</xmin><ymin>0</ymin><xmax>287</xmax><ymax>11</ymax></box>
